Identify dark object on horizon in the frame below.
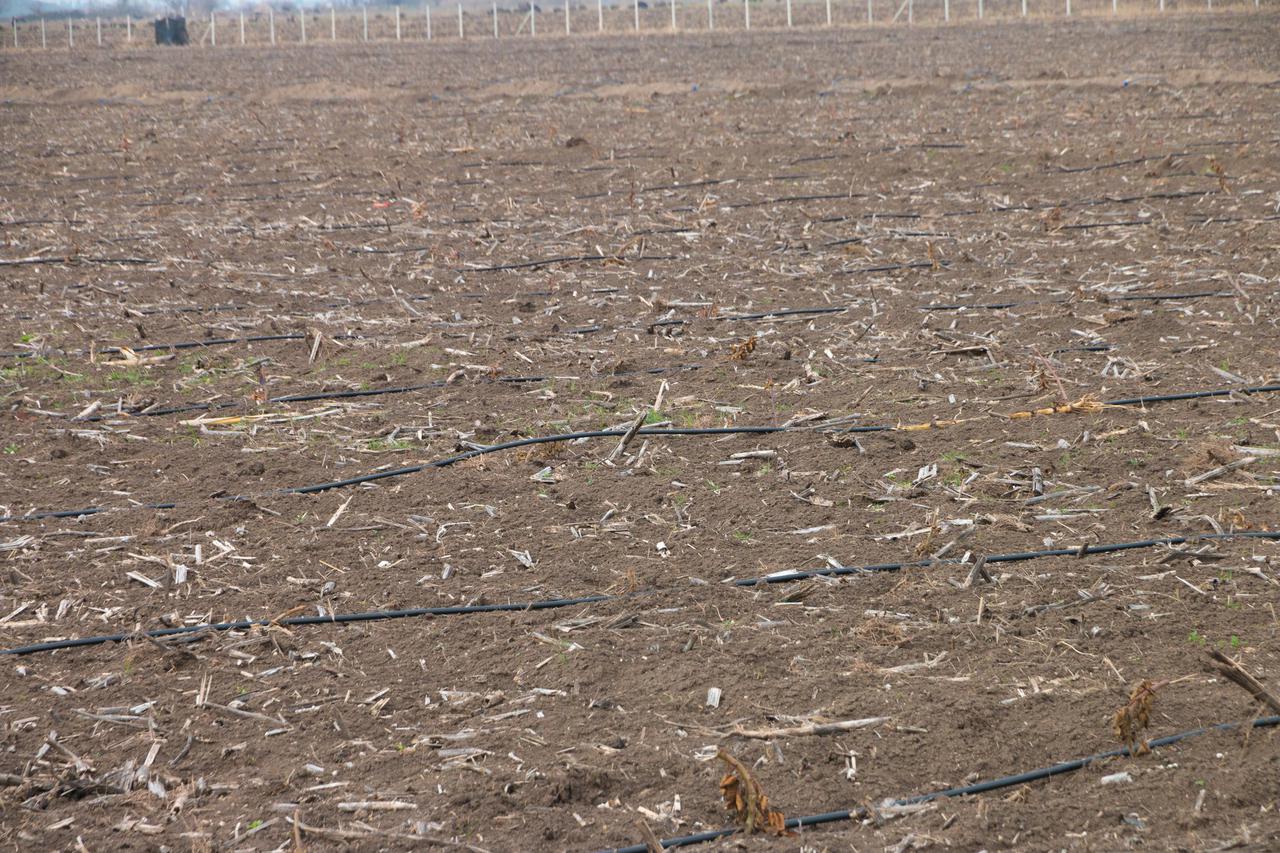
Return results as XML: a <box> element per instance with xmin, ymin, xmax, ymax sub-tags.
<box><xmin>154</xmin><ymin>16</ymin><xmax>189</xmax><ymax>46</ymax></box>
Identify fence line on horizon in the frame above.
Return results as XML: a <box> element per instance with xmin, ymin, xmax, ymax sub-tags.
<box><xmin>2</xmin><ymin>0</ymin><xmax>1273</xmax><ymax>51</ymax></box>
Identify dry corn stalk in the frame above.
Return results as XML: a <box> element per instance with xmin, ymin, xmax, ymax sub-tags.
<box><xmin>716</xmin><ymin>748</ymin><xmax>790</xmax><ymax>836</ymax></box>
<box><xmin>1007</xmin><ymin>395</ymin><xmax>1108</xmax><ymax>420</ymax></box>
<box><xmin>896</xmin><ymin>416</ymin><xmax>976</xmax><ymax>432</ymax></box>
<box><xmin>729</xmin><ymin>336</ymin><xmax>757</xmax><ymax>361</ymax></box>
<box><xmin>1112</xmin><ymin>679</ymin><xmax>1166</xmax><ymax>755</ymax></box>
<box><xmin>102</xmin><ymin>346</ymin><xmax>172</xmax><ymax>367</ymax></box>
<box><xmin>926</xmin><ymin>240</ymin><xmax>943</xmax><ymax>270</ymax></box>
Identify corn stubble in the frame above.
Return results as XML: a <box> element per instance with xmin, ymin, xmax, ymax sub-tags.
<box><xmin>716</xmin><ymin>748</ymin><xmax>791</xmax><ymax>837</ymax></box>
<box><xmin>1112</xmin><ymin>679</ymin><xmax>1165</xmax><ymax>755</ymax></box>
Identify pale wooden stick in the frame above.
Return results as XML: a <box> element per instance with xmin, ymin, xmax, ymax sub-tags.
<box><xmin>730</xmin><ymin>716</ymin><xmax>889</xmax><ymax>739</ymax></box>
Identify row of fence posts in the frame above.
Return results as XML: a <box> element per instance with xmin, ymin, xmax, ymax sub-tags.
<box><xmin>5</xmin><ymin>0</ymin><xmax>1268</xmax><ymax>48</ymax></box>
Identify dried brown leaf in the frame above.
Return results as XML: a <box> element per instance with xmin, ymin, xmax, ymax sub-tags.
<box><xmin>716</xmin><ymin>748</ymin><xmax>791</xmax><ymax>836</ymax></box>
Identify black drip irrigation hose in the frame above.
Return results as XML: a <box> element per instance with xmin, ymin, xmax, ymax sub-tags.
<box><xmin>0</xmin><ymin>255</ymin><xmax>156</xmax><ymax>267</ymax></box>
<box><xmin>843</xmin><ymin>260</ymin><xmax>944</xmax><ymax>275</ymax></box>
<box><xmin>732</xmin><ymin>530</ymin><xmax>1280</xmax><ymax>586</ymax></box>
<box><xmin>724</xmin><ymin>192</ymin><xmax>868</xmax><ymax>211</ymax></box>
<box><xmin>647</xmin><ymin>305</ymin><xmax>864</xmax><ymax>331</ymax></box>
<box><xmin>282</xmin><ymin>426</ymin><xmax>787</xmax><ymax>496</ymax></box>
<box><xmin>1052</xmin><ymin>138</ymin><xmax>1267</xmax><ymax>174</ymax></box>
<box><xmin>0</xmin><ymin>425</ymin><xmax>787</xmax><ymax>522</ymax></box>
<box><xmin>5</xmin><ymin>302</ymin><xmax>252</xmax><ymax>324</ymax></box>
<box><xmin>648</xmin><ymin>287</ymin><xmax>1229</xmax><ymax>329</ymax></box>
<box><xmin>599</xmin><ymin>716</ymin><xmax>1280</xmax><ymax>853</ymax></box>
<box><xmin>0</xmin><ymin>333</ymin><xmax>367</xmax><ymax>361</ymax></box>
<box><xmin>4</xmin><ymin>530</ymin><xmax>1278</xmax><ymax>657</ymax></box>
<box><xmin>0</xmin><ymin>595</ymin><xmax>615</xmax><ymax>657</ymax></box>
<box><xmin>1104</xmin><ymin>383</ymin><xmax>1280</xmax><ymax>407</ymax></box>
<box><xmin>58</xmin><ymin>364</ymin><xmax>708</xmax><ymax>423</ymax></box>
<box><xmin>7</xmin><ymin>382</ymin><xmax>1280</xmax><ymax>523</ymax></box>
<box><xmin>460</xmin><ymin>254</ymin><xmax>678</xmax><ymax>273</ymax></box>
<box><xmin>922</xmin><ymin>289</ymin><xmax>1233</xmax><ymax>312</ymax></box>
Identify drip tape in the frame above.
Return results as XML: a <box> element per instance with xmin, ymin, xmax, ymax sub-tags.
<box><xmin>1</xmin><ymin>332</ymin><xmax>365</xmax><ymax>361</ymax></box>
<box><xmin>599</xmin><ymin>715</ymin><xmax>1280</xmax><ymax>852</ymax></box>
<box><xmin>62</xmin><ymin>364</ymin><xmax>708</xmax><ymax>422</ymax></box>
<box><xmin>923</xmin><ymin>289</ymin><xmax>1232</xmax><ymax>312</ymax></box>
<box><xmin>3</xmin><ymin>530</ymin><xmax>1276</xmax><ymax>657</ymax></box>
<box><xmin>2</xmin><ymin>287</ymin><xmax>1234</xmax><ymax>359</ymax></box>
<box><xmin>5</xmin><ymin>382</ymin><xmax>1280</xmax><ymax>523</ymax></box>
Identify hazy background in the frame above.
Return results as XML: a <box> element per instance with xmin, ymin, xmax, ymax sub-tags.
<box><xmin>0</xmin><ymin>1</ymin><xmax>499</xmax><ymax>20</ymax></box>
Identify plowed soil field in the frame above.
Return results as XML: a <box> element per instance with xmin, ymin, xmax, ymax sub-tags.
<box><xmin>2</xmin><ymin>12</ymin><xmax>1280</xmax><ymax>851</ymax></box>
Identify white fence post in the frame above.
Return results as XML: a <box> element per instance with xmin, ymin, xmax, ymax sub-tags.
<box><xmin>635</xmin><ymin>0</ymin><xmax>641</xmax><ymax>31</ymax></box>
<box><xmin>866</xmin><ymin>0</ymin><xmax>872</xmax><ymax>24</ymax></box>
<box><xmin>269</xmin><ymin>7</ymin><xmax>276</xmax><ymax>44</ymax></box>
<box><xmin>96</xmin><ymin>16</ymin><xmax>101</xmax><ymax>47</ymax></box>
<box><xmin>1112</xmin><ymin>0</ymin><xmax>1117</xmax><ymax>12</ymax></box>
<box><xmin>786</xmin><ymin>0</ymin><xmax>793</xmax><ymax>26</ymax></box>
<box><xmin>745</xmin><ymin>0</ymin><xmax>751</xmax><ymax>29</ymax></box>
<box><xmin>826</xmin><ymin>0</ymin><xmax>832</xmax><ymax>26</ymax></box>
<box><xmin>127</xmin><ymin>15</ymin><xmax>131</xmax><ymax>43</ymax></box>
<box><xmin>599</xmin><ymin>0</ymin><xmax>605</xmax><ymax>31</ymax></box>
<box><xmin>395</xmin><ymin>6</ymin><xmax>401</xmax><ymax>40</ymax></box>
<box><xmin>1066</xmin><ymin>0</ymin><xmax>1071</xmax><ymax>16</ymax></box>
<box><xmin>13</xmin><ymin>18</ymin><xmax>19</xmax><ymax>47</ymax></box>
<box><xmin>671</xmin><ymin>0</ymin><xmax>677</xmax><ymax>30</ymax></box>
<box><xmin>458</xmin><ymin>3</ymin><xmax>464</xmax><ymax>38</ymax></box>
<box><xmin>532</xmin><ymin>3</ymin><xmax>537</xmax><ymax>35</ymax></box>
<box><xmin>301</xmin><ymin>11</ymin><xmax>307</xmax><ymax>42</ymax></box>
<box><xmin>427</xmin><ymin>5</ymin><xmax>432</xmax><ymax>39</ymax></box>
<box><xmin>210</xmin><ymin>12</ymin><xmax>215</xmax><ymax>46</ymax></box>
<box><xmin>979</xmin><ymin>0</ymin><xmax>984</xmax><ymax>19</ymax></box>
<box><xmin>1021</xmin><ymin>0</ymin><xmax>1026</xmax><ymax>16</ymax></box>
<box><xmin>331</xmin><ymin>7</ymin><xmax>336</xmax><ymax>41</ymax></box>
<box><xmin>41</xmin><ymin>18</ymin><xmax>46</xmax><ymax>49</ymax></box>
<box><xmin>362</xmin><ymin>5</ymin><xmax>368</xmax><ymax>41</ymax></box>
<box><xmin>240</xmin><ymin>12</ymin><xmax>245</xmax><ymax>44</ymax></box>
<box><xmin>494</xmin><ymin>2</ymin><xmax>499</xmax><ymax>37</ymax></box>
<box><xmin>944</xmin><ymin>0</ymin><xmax>949</xmax><ymax>21</ymax></box>
<box><xmin>908</xmin><ymin>0</ymin><xmax>913</xmax><ymax>24</ymax></box>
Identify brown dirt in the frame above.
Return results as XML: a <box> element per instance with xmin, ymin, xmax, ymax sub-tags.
<box><xmin>2</xmin><ymin>12</ymin><xmax>1280</xmax><ymax>852</ymax></box>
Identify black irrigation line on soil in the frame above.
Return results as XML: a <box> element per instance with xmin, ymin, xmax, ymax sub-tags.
<box><xmin>1052</xmin><ymin>138</ymin><xmax>1269</xmax><ymax>174</ymax></box>
<box><xmin>875</xmin><ymin>189</ymin><xmax>1220</xmax><ymax>225</ymax></box>
<box><xmin>647</xmin><ymin>305</ymin><xmax>855</xmax><ymax>330</ymax></box>
<box><xmin>3</xmin><ymin>530</ymin><xmax>1278</xmax><ymax>657</ymax></box>
<box><xmin>1</xmin><ymin>278</ymin><xmax>567</xmax><ymax>324</ymax></box>
<box><xmin>600</xmin><ymin>715</ymin><xmax>1280</xmax><ymax>853</ymax></box>
<box><xmin>733</xmin><ymin>530</ymin><xmax>1280</xmax><ymax>587</ymax></box>
<box><xmin>647</xmin><ymin>288</ymin><xmax>1232</xmax><ymax>329</ymax></box>
<box><xmin>458</xmin><ymin>253</ymin><xmax>679</xmax><ymax>273</ymax></box>
<box><xmin>0</xmin><ymin>595</ymin><xmax>617</xmax><ymax>657</ymax></box>
<box><xmin>63</xmin><ymin>363</ymin><xmax>709</xmax><ymax>422</ymax></box>
<box><xmin>0</xmin><ymin>278</ymin><xmax>1234</xmax><ymax>343</ymax></box>
<box><xmin>0</xmin><ymin>425</ymin><xmax>788</xmax><ymax>522</ymax></box>
<box><xmin>6</xmin><ymin>382</ymin><xmax>1280</xmax><ymax>523</ymax></box>
<box><xmin>572</xmin><ymin>172</ymin><xmax>826</xmax><ymax>202</ymax></box>
<box><xmin>922</xmin><ymin>289</ymin><xmax>1234</xmax><ymax>312</ymax></box>
<box><xmin>0</xmin><ymin>333</ymin><xmax>367</xmax><ymax>361</ymax></box>
<box><xmin>0</xmin><ymin>255</ymin><xmax>156</xmax><ymax>267</ymax></box>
